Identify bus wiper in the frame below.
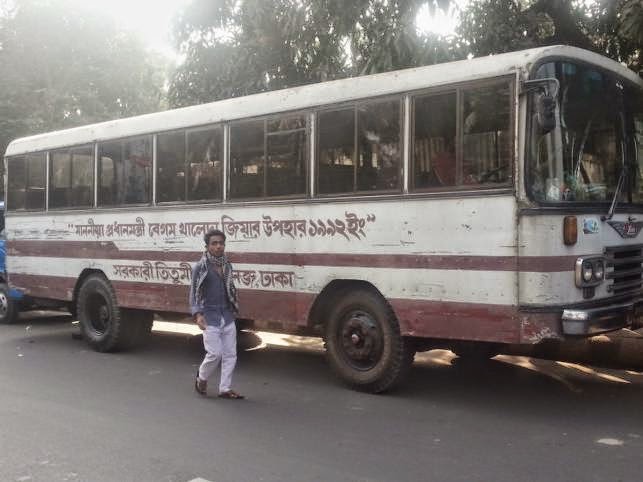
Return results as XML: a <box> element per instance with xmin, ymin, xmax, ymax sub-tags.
<box><xmin>602</xmin><ymin>135</ymin><xmax>631</xmax><ymax>222</ymax></box>
<box><xmin>602</xmin><ymin>109</ymin><xmax>630</xmax><ymax>222</ymax></box>
<box><xmin>601</xmin><ymin>164</ymin><xmax>626</xmax><ymax>221</ymax></box>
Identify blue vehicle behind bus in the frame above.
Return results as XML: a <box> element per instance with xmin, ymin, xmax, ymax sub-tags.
<box><xmin>0</xmin><ymin>201</ymin><xmax>25</xmax><ymax>324</ymax></box>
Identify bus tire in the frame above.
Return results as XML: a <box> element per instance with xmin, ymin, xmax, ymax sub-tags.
<box><xmin>77</xmin><ymin>274</ymin><xmax>129</xmax><ymax>352</ymax></box>
<box><xmin>0</xmin><ymin>283</ymin><xmax>18</xmax><ymax>324</ymax></box>
<box><xmin>324</xmin><ymin>289</ymin><xmax>414</xmax><ymax>393</ymax></box>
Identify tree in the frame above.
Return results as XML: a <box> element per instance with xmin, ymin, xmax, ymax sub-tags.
<box><xmin>457</xmin><ymin>0</ymin><xmax>642</xmax><ymax>72</ymax></box>
<box><xmin>0</xmin><ymin>0</ymin><xmax>167</xmax><ymax>158</ymax></box>
<box><xmin>168</xmin><ymin>0</ymin><xmax>460</xmax><ymax>107</ymax></box>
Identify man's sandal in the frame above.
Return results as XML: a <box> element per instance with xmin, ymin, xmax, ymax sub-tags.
<box><xmin>218</xmin><ymin>390</ymin><xmax>245</xmax><ymax>400</ymax></box>
<box><xmin>195</xmin><ymin>376</ymin><xmax>207</xmax><ymax>396</ymax></box>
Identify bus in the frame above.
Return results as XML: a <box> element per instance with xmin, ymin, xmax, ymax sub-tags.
<box><xmin>3</xmin><ymin>45</ymin><xmax>643</xmax><ymax>392</ymax></box>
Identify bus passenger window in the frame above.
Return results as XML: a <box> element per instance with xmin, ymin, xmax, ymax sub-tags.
<box><xmin>230</xmin><ymin>121</ymin><xmax>264</xmax><ymax>199</ymax></box>
<box><xmin>50</xmin><ymin>150</ymin><xmax>71</xmax><ymax>208</ymax></box>
<box><xmin>99</xmin><ymin>136</ymin><xmax>151</xmax><ymax>206</ymax></box>
<box><xmin>266</xmin><ymin>115</ymin><xmax>307</xmax><ymax>197</ymax></box>
<box><xmin>187</xmin><ymin>127</ymin><xmax>223</xmax><ymax>202</ymax></box>
<box><xmin>99</xmin><ymin>141</ymin><xmax>120</xmax><ymax>205</ymax></box>
<box><xmin>71</xmin><ymin>147</ymin><xmax>94</xmax><ymax>207</ymax></box>
<box><xmin>357</xmin><ymin>100</ymin><xmax>401</xmax><ymax>191</ymax></box>
<box><xmin>462</xmin><ymin>84</ymin><xmax>511</xmax><ymax>185</ymax></box>
<box><xmin>317</xmin><ymin>108</ymin><xmax>355</xmax><ymax>194</ymax></box>
<box><xmin>7</xmin><ymin>156</ymin><xmax>26</xmax><ymax>210</ymax></box>
<box><xmin>123</xmin><ymin>137</ymin><xmax>152</xmax><ymax>204</ymax></box>
<box><xmin>25</xmin><ymin>152</ymin><xmax>46</xmax><ymax>210</ymax></box>
<box><xmin>413</xmin><ymin>92</ymin><xmax>457</xmax><ymax>189</ymax></box>
<box><xmin>157</xmin><ymin>131</ymin><xmax>186</xmax><ymax>203</ymax></box>
<box><xmin>50</xmin><ymin>146</ymin><xmax>93</xmax><ymax>209</ymax></box>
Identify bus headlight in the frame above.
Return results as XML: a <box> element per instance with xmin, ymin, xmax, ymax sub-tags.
<box><xmin>593</xmin><ymin>260</ymin><xmax>605</xmax><ymax>281</ymax></box>
<box><xmin>575</xmin><ymin>256</ymin><xmax>606</xmax><ymax>288</ymax></box>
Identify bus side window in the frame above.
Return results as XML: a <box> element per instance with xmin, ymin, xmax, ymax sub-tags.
<box><xmin>413</xmin><ymin>92</ymin><xmax>457</xmax><ymax>189</ymax></box>
<box><xmin>99</xmin><ymin>142</ymin><xmax>120</xmax><ymax>206</ymax></box>
<box><xmin>123</xmin><ymin>137</ymin><xmax>152</xmax><ymax>204</ymax></box>
<box><xmin>50</xmin><ymin>149</ymin><xmax>71</xmax><ymax>208</ymax></box>
<box><xmin>187</xmin><ymin>127</ymin><xmax>223</xmax><ymax>202</ymax></box>
<box><xmin>266</xmin><ymin>115</ymin><xmax>307</xmax><ymax>197</ymax></box>
<box><xmin>230</xmin><ymin>120</ymin><xmax>264</xmax><ymax>199</ymax></box>
<box><xmin>49</xmin><ymin>146</ymin><xmax>93</xmax><ymax>209</ymax></box>
<box><xmin>317</xmin><ymin>108</ymin><xmax>355</xmax><ymax>195</ymax></box>
<box><xmin>7</xmin><ymin>156</ymin><xmax>27</xmax><ymax>210</ymax></box>
<box><xmin>98</xmin><ymin>137</ymin><xmax>151</xmax><ymax>206</ymax></box>
<box><xmin>462</xmin><ymin>83</ymin><xmax>512</xmax><ymax>185</ymax></box>
<box><xmin>71</xmin><ymin>147</ymin><xmax>94</xmax><ymax>207</ymax></box>
<box><xmin>157</xmin><ymin>130</ymin><xmax>186</xmax><ymax>203</ymax></box>
<box><xmin>25</xmin><ymin>152</ymin><xmax>46</xmax><ymax>210</ymax></box>
<box><xmin>357</xmin><ymin>100</ymin><xmax>401</xmax><ymax>192</ymax></box>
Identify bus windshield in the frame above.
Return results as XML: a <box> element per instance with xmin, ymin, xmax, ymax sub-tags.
<box><xmin>528</xmin><ymin>61</ymin><xmax>643</xmax><ymax>205</ymax></box>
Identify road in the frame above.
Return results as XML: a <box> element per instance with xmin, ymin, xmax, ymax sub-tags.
<box><xmin>1</xmin><ymin>311</ymin><xmax>642</xmax><ymax>482</ymax></box>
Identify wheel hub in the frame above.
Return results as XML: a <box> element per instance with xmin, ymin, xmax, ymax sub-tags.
<box><xmin>99</xmin><ymin>305</ymin><xmax>109</xmax><ymax>323</ymax></box>
<box><xmin>339</xmin><ymin>312</ymin><xmax>383</xmax><ymax>370</ymax></box>
<box><xmin>0</xmin><ymin>293</ymin><xmax>8</xmax><ymax>316</ymax></box>
<box><xmin>86</xmin><ymin>293</ymin><xmax>110</xmax><ymax>335</ymax></box>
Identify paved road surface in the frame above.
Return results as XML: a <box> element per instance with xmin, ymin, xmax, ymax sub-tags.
<box><xmin>1</xmin><ymin>311</ymin><xmax>642</xmax><ymax>482</ymax></box>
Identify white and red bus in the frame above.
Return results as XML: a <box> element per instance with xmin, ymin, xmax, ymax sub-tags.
<box><xmin>4</xmin><ymin>46</ymin><xmax>643</xmax><ymax>392</ymax></box>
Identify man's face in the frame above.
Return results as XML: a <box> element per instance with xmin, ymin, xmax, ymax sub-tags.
<box><xmin>207</xmin><ymin>235</ymin><xmax>225</xmax><ymax>257</ymax></box>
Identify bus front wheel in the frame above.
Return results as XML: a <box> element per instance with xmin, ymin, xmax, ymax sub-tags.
<box><xmin>324</xmin><ymin>289</ymin><xmax>414</xmax><ymax>393</ymax></box>
<box><xmin>0</xmin><ymin>283</ymin><xmax>18</xmax><ymax>324</ymax></box>
<box><xmin>77</xmin><ymin>274</ymin><xmax>132</xmax><ymax>352</ymax></box>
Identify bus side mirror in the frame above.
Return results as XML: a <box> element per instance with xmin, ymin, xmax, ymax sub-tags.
<box><xmin>536</xmin><ymin>94</ymin><xmax>556</xmax><ymax>134</ymax></box>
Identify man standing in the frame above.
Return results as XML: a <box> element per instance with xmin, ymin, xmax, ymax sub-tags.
<box><xmin>190</xmin><ymin>228</ymin><xmax>244</xmax><ymax>399</ymax></box>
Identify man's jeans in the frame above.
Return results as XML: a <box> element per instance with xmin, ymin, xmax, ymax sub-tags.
<box><xmin>198</xmin><ymin>320</ymin><xmax>237</xmax><ymax>393</ymax></box>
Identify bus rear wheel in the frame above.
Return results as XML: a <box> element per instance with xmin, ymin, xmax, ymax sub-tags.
<box><xmin>324</xmin><ymin>289</ymin><xmax>414</xmax><ymax>393</ymax></box>
<box><xmin>77</xmin><ymin>274</ymin><xmax>146</xmax><ymax>352</ymax></box>
<box><xmin>0</xmin><ymin>283</ymin><xmax>18</xmax><ymax>324</ymax></box>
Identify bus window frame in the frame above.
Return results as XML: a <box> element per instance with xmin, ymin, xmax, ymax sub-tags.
<box><xmin>228</xmin><ymin>110</ymin><xmax>311</xmax><ymax>202</ymax></box>
<box><xmin>97</xmin><ymin>134</ymin><xmax>153</xmax><ymax>208</ymax></box>
<box><xmin>48</xmin><ymin>143</ymin><xmax>95</xmax><ymax>211</ymax></box>
<box><xmin>154</xmin><ymin>128</ymin><xmax>187</xmax><ymax>205</ymax></box>
<box><xmin>410</xmin><ymin>75</ymin><xmax>516</xmax><ymax>194</ymax></box>
<box><xmin>314</xmin><ymin>94</ymin><xmax>405</xmax><ymax>198</ymax></box>
<box><xmin>6</xmin><ymin>151</ymin><xmax>48</xmax><ymax>212</ymax></box>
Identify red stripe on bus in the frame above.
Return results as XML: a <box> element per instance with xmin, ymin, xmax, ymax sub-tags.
<box><xmin>390</xmin><ymin>298</ymin><xmax>521</xmax><ymax>343</ymax></box>
<box><xmin>7</xmin><ymin>240</ymin><xmax>576</xmax><ymax>272</ymax></box>
<box><xmin>8</xmin><ymin>273</ymin><xmax>314</xmax><ymax>328</ymax></box>
<box><xmin>9</xmin><ymin>273</ymin><xmax>549</xmax><ymax>344</ymax></box>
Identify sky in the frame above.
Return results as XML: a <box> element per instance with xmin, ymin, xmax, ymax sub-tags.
<box><xmin>79</xmin><ymin>0</ymin><xmax>466</xmax><ymax>60</ymax></box>
<box><xmin>81</xmin><ymin>0</ymin><xmax>193</xmax><ymax>59</ymax></box>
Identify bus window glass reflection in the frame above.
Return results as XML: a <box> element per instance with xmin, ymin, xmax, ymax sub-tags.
<box><xmin>187</xmin><ymin>127</ymin><xmax>223</xmax><ymax>202</ymax></box>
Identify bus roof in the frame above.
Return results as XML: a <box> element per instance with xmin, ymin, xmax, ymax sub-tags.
<box><xmin>5</xmin><ymin>45</ymin><xmax>642</xmax><ymax>157</ymax></box>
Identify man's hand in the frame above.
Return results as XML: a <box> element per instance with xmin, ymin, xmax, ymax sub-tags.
<box><xmin>194</xmin><ymin>313</ymin><xmax>206</xmax><ymax>330</ymax></box>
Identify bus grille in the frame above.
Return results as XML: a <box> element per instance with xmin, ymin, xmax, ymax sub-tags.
<box><xmin>605</xmin><ymin>244</ymin><xmax>643</xmax><ymax>295</ymax></box>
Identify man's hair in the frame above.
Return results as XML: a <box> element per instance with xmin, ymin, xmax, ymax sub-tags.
<box><xmin>204</xmin><ymin>228</ymin><xmax>226</xmax><ymax>245</ymax></box>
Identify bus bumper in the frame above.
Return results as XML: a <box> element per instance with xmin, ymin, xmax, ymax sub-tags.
<box><xmin>562</xmin><ymin>301</ymin><xmax>638</xmax><ymax>336</ymax></box>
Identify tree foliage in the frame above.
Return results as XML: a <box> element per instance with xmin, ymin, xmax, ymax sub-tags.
<box><xmin>168</xmin><ymin>0</ymin><xmax>460</xmax><ymax>107</ymax></box>
<box><xmin>0</xmin><ymin>0</ymin><xmax>167</xmax><ymax>156</ymax></box>
<box><xmin>170</xmin><ymin>0</ymin><xmax>641</xmax><ymax>109</ymax></box>
<box><xmin>458</xmin><ymin>0</ymin><xmax>642</xmax><ymax>72</ymax></box>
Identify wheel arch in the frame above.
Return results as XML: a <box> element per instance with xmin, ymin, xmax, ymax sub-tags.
<box><xmin>308</xmin><ymin>279</ymin><xmax>391</xmax><ymax>332</ymax></box>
